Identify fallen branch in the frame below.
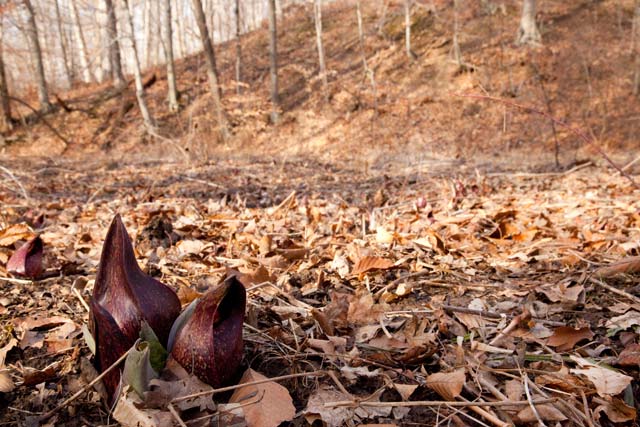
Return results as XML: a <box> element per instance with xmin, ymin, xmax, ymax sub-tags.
<box><xmin>8</xmin><ymin>96</ymin><xmax>71</xmax><ymax>150</ymax></box>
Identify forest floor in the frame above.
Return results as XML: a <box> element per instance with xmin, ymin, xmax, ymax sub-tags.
<box><xmin>0</xmin><ymin>157</ymin><xmax>640</xmax><ymax>427</ymax></box>
<box><xmin>2</xmin><ymin>0</ymin><xmax>640</xmax><ymax>426</ymax></box>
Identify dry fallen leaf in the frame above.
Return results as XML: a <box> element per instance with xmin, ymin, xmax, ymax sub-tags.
<box><xmin>176</xmin><ymin>284</ymin><xmax>202</xmax><ymax>305</ymax></box>
<box><xmin>112</xmin><ymin>385</ymin><xmax>174</xmax><ymax>427</ymax></box>
<box><xmin>352</xmin><ymin>256</ymin><xmax>394</xmax><ymax>275</ymax></box>
<box><xmin>330</xmin><ymin>252</ymin><xmax>350</xmax><ymax>279</ymax></box>
<box><xmin>570</xmin><ymin>356</ymin><xmax>632</xmax><ymax>397</ymax></box>
<box><xmin>145</xmin><ymin>358</ymin><xmax>215</xmax><ymax>412</ymax></box>
<box><xmin>616</xmin><ymin>343</ymin><xmax>640</xmax><ymax>366</ymax></box>
<box><xmin>229</xmin><ymin>369</ymin><xmax>295</xmax><ymax>427</ymax></box>
<box><xmin>425</xmin><ymin>368</ymin><xmax>465</xmax><ymax>400</ymax></box>
<box><xmin>606</xmin><ymin>311</ymin><xmax>640</xmax><ymax>330</ymax></box>
<box><xmin>535</xmin><ymin>366</ymin><xmax>586</xmax><ymax>393</ymax></box>
<box><xmin>0</xmin><ymin>223</ymin><xmax>34</xmax><ymax>247</ymax></box>
<box><xmin>516</xmin><ymin>403</ymin><xmax>567</xmax><ymax>423</ymax></box>
<box><xmin>238</xmin><ymin>265</ymin><xmax>275</xmax><ymax>287</ymax></box>
<box><xmin>375</xmin><ymin>227</ymin><xmax>395</xmax><ymax>244</ymax></box>
<box><xmin>0</xmin><ymin>338</ymin><xmax>17</xmax><ymax>367</ymax></box>
<box><xmin>303</xmin><ymin>386</ymin><xmax>353</xmax><ymax>427</ymax></box>
<box><xmin>394</xmin><ymin>383</ymin><xmax>418</xmax><ymax>401</ymax></box>
<box><xmin>594</xmin><ymin>397</ymin><xmax>637</xmax><ymax>423</ymax></box>
<box><xmin>347</xmin><ymin>288</ymin><xmax>386</xmax><ymax>326</ymax></box>
<box><xmin>547</xmin><ymin>326</ymin><xmax>594</xmax><ymax>352</ymax></box>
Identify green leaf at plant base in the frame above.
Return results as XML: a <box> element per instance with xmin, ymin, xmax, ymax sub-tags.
<box><xmin>122</xmin><ymin>339</ymin><xmax>158</xmax><ymax>398</ymax></box>
<box><xmin>140</xmin><ymin>321</ymin><xmax>168</xmax><ymax>373</ymax></box>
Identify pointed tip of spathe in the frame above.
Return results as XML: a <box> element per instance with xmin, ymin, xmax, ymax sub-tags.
<box><xmin>109</xmin><ymin>213</ymin><xmax>127</xmax><ymax>238</ymax></box>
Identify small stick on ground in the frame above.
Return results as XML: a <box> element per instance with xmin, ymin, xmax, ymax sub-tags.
<box><xmin>171</xmin><ymin>371</ymin><xmax>325</xmax><ymax>404</ymax></box>
<box><xmin>488</xmin><ymin>312</ymin><xmax>527</xmax><ymax>348</ymax></box>
<box><xmin>441</xmin><ymin>305</ymin><xmax>565</xmax><ymax>327</ymax></box>
<box><xmin>168</xmin><ymin>404</ymin><xmax>188</xmax><ymax>427</ymax></box>
<box><xmin>374</xmin><ymin>269</ymin><xmax>431</xmax><ymax>299</ymax></box>
<box><xmin>324</xmin><ymin>398</ymin><xmax>557</xmax><ymax>408</ymax></box>
<box><xmin>589</xmin><ymin>277</ymin><xmax>640</xmax><ymax>306</ymax></box>
<box><xmin>40</xmin><ymin>347</ymin><xmax>133</xmax><ymax>421</ymax></box>
<box><xmin>0</xmin><ymin>165</ymin><xmax>30</xmax><ymax>202</ymax></box>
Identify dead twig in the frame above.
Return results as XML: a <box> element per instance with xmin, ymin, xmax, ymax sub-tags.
<box><xmin>324</xmin><ymin>398</ymin><xmax>557</xmax><ymax>408</ymax></box>
<box><xmin>40</xmin><ymin>347</ymin><xmax>133</xmax><ymax>421</ymax></box>
<box><xmin>0</xmin><ymin>165</ymin><xmax>30</xmax><ymax>202</ymax></box>
<box><xmin>167</xmin><ymin>404</ymin><xmax>188</xmax><ymax>427</ymax></box>
<box><xmin>171</xmin><ymin>371</ymin><xmax>325</xmax><ymax>404</ymax></box>
<box><xmin>441</xmin><ymin>305</ymin><xmax>565</xmax><ymax>327</ymax></box>
<box><xmin>488</xmin><ymin>312</ymin><xmax>527</xmax><ymax>348</ymax></box>
<box><xmin>589</xmin><ymin>277</ymin><xmax>640</xmax><ymax>306</ymax></box>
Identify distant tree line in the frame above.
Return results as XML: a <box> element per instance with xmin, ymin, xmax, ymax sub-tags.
<box><xmin>0</xmin><ymin>0</ymin><xmax>637</xmax><ymax>143</ymax></box>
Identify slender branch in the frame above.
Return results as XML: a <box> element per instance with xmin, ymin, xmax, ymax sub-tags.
<box><xmin>324</xmin><ymin>398</ymin><xmax>557</xmax><ymax>408</ymax></box>
<box><xmin>589</xmin><ymin>277</ymin><xmax>640</xmax><ymax>306</ymax></box>
<box><xmin>8</xmin><ymin>96</ymin><xmax>70</xmax><ymax>149</ymax></box>
<box><xmin>457</xmin><ymin>93</ymin><xmax>639</xmax><ymax>188</ymax></box>
<box><xmin>0</xmin><ymin>165</ymin><xmax>29</xmax><ymax>201</ymax></box>
<box><xmin>440</xmin><ymin>304</ymin><xmax>565</xmax><ymax>327</ymax></box>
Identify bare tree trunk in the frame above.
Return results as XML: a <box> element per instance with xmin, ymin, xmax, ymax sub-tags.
<box><xmin>154</xmin><ymin>1</ymin><xmax>162</xmax><ymax>64</ymax></box>
<box><xmin>633</xmin><ymin>1</ymin><xmax>640</xmax><ymax>95</ymax></box>
<box><xmin>122</xmin><ymin>0</ymin><xmax>155</xmax><ymax>132</ymax></box>
<box><xmin>517</xmin><ymin>0</ymin><xmax>541</xmax><ymax>46</ymax></box>
<box><xmin>144</xmin><ymin>0</ymin><xmax>152</xmax><ymax>68</ymax></box>
<box><xmin>95</xmin><ymin>3</ymin><xmax>110</xmax><ymax>81</ymax></box>
<box><xmin>452</xmin><ymin>0</ymin><xmax>462</xmax><ymax>65</ymax></box>
<box><xmin>161</xmin><ymin>0</ymin><xmax>179</xmax><ymax>111</ymax></box>
<box><xmin>404</xmin><ymin>0</ymin><xmax>416</xmax><ymax>60</ymax></box>
<box><xmin>234</xmin><ymin>0</ymin><xmax>242</xmax><ymax>95</ymax></box>
<box><xmin>54</xmin><ymin>0</ymin><xmax>74</xmax><ymax>87</ymax></box>
<box><xmin>144</xmin><ymin>0</ymin><xmax>159</xmax><ymax>68</ymax></box>
<box><xmin>313</xmin><ymin>0</ymin><xmax>328</xmax><ymax>100</ymax></box>
<box><xmin>356</xmin><ymin>0</ymin><xmax>377</xmax><ymax>113</ymax></box>
<box><xmin>104</xmin><ymin>0</ymin><xmax>126</xmax><ymax>88</ymax></box>
<box><xmin>191</xmin><ymin>0</ymin><xmax>228</xmax><ymax>139</ymax></box>
<box><xmin>205</xmin><ymin>0</ymin><xmax>214</xmax><ymax>42</ymax></box>
<box><xmin>0</xmin><ymin>22</ymin><xmax>12</xmax><ymax>132</ymax></box>
<box><xmin>356</xmin><ymin>0</ymin><xmax>366</xmax><ymax>69</ymax></box>
<box><xmin>267</xmin><ymin>0</ymin><xmax>279</xmax><ymax>123</ymax></box>
<box><xmin>23</xmin><ymin>0</ymin><xmax>52</xmax><ymax>113</ymax></box>
<box><xmin>69</xmin><ymin>0</ymin><xmax>93</xmax><ymax>83</ymax></box>
<box><xmin>173</xmin><ymin>0</ymin><xmax>185</xmax><ymax>58</ymax></box>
